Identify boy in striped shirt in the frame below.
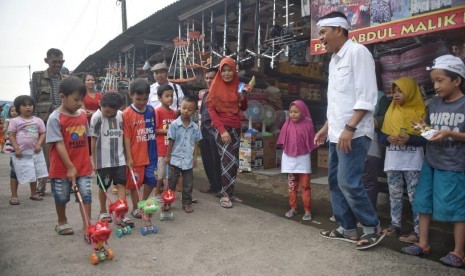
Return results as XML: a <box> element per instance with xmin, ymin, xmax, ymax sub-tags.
<box><xmin>89</xmin><ymin>92</ymin><xmax>133</xmax><ymax>226</ymax></box>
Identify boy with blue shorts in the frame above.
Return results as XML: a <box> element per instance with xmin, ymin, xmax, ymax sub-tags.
<box><xmin>401</xmin><ymin>55</ymin><xmax>465</xmax><ymax>268</ymax></box>
<box><xmin>46</xmin><ymin>76</ymin><xmax>93</xmax><ymax>236</ymax></box>
<box><xmin>123</xmin><ymin>79</ymin><xmax>158</xmax><ymax>218</ymax></box>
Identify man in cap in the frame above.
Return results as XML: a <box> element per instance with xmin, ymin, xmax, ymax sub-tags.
<box><xmin>314</xmin><ymin>12</ymin><xmax>384</xmax><ymax>250</ymax></box>
<box><xmin>148</xmin><ymin>63</ymin><xmax>185</xmax><ymax>111</ymax></box>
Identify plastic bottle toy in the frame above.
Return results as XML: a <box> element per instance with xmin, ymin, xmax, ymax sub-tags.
<box><xmin>160</xmin><ymin>164</ymin><xmax>176</xmax><ymax>221</ymax></box>
<box><xmin>137</xmin><ymin>197</ymin><xmax>160</xmax><ymax>235</ymax></box>
<box><xmin>96</xmin><ymin>173</ymin><xmax>132</xmax><ymax>238</ymax></box>
<box><xmin>130</xmin><ymin>169</ymin><xmax>160</xmax><ymax>236</ymax></box>
<box><xmin>87</xmin><ymin>221</ymin><xmax>113</xmax><ymax>265</ymax></box>
<box><xmin>72</xmin><ymin>182</ymin><xmax>113</xmax><ymax>265</ymax></box>
<box><xmin>108</xmin><ymin>199</ymin><xmax>132</xmax><ymax>237</ymax></box>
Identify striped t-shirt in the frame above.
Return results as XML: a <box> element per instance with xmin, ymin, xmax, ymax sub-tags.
<box><xmin>49</xmin><ymin>75</ymin><xmax>62</xmax><ymax>110</ymax></box>
<box><xmin>89</xmin><ymin>109</ymin><xmax>126</xmax><ymax>169</ymax></box>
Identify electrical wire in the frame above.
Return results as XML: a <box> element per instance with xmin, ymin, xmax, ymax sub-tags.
<box><xmin>62</xmin><ymin>0</ymin><xmax>92</xmax><ymax>46</ymax></box>
<box><xmin>82</xmin><ymin>0</ymin><xmax>102</xmax><ymax>58</ymax></box>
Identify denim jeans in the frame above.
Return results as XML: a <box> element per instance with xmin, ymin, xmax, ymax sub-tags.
<box><xmin>328</xmin><ymin>136</ymin><xmax>379</xmax><ymax>236</ymax></box>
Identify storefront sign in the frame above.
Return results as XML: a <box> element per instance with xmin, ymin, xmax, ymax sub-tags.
<box><xmin>311</xmin><ymin>5</ymin><xmax>465</xmax><ymax>55</ymax></box>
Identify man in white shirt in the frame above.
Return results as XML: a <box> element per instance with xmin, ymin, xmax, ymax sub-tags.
<box><xmin>148</xmin><ymin>63</ymin><xmax>185</xmax><ymax>111</ymax></box>
<box><xmin>314</xmin><ymin>11</ymin><xmax>384</xmax><ymax>250</ymax></box>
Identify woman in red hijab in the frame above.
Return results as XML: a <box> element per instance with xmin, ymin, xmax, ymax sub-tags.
<box><xmin>207</xmin><ymin>57</ymin><xmax>248</xmax><ymax>208</ymax></box>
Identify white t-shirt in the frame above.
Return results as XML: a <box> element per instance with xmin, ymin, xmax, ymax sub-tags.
<box><xmin>281</xmin><ymin>152</ymin><xmax>312</xmax><ymax>174</ymax></box>
<box><xmin>384</xmin><ymin>144</ymin><xmax>424</xmax><ymax>171</ymax></box>
<box><xmin>89</xmin><ymin>109</ymin><xmax>126</xmax><ymax>169</ymax></box>
<box><xmin>149</xmin><ymin>82</ymin><xmax>184</xmax><ymax>110</ymax></box>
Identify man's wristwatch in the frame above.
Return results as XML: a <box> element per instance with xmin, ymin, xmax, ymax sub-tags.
<box><xmin>345</xmin><ymin>124</ymin><xmax>357</xmax><ymax>132</ymax></box>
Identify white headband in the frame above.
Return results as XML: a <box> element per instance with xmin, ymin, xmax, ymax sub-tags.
<box><xmin>317</xmin><ymin>17</ymin><xmax>351</xmax><ymax>30</ymax></box>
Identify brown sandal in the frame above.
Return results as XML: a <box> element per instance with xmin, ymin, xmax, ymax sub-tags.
<box><xmin>9</xmin><ymin>198</ymin><xmax>20</xmax><ymax>205</ymax></box>
<box><xmin>182</xmin><ymin>205</ymin><xmax>194</xmax><ymax>213</ymax></box>
<box><xmin>30</xmin><ymin>194</ymin><xmax>43</xmax><ymax>201</ymax></box>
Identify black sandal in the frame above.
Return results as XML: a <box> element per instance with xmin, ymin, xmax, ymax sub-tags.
<box><xmin>319</xmin><ymin>229</ymin><xmax>358</xmax><ymax>244</ymax></box>
<box><xmin>356</xmin><ymin>232</ymin><xmax>385</xmax><ymax>250</ymax></box>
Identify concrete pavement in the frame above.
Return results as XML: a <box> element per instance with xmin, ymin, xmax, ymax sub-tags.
<box><xmin>0</xmin><ymin>153</ymin><xmax>461</xmax><ymax>275</ymax></box>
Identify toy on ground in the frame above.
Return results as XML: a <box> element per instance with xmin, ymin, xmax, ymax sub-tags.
<box><xmin>72</xmin><ymin>182</ymin><xmax>113</xmax><ymax>265</ymax></box>
<box><xmin>96</xmin><ymin>173</ymin><xmax>132</xmax><ymax>238</ymax></box>
<box><xmin>130</xmin><ymin>169</ymin><xmax>160</xmax><ymax>236</ymax></box>
<box><xmin>160</xmin><ymin>164</ymin><xmax>176</xmax><ymax>221</ymax></box>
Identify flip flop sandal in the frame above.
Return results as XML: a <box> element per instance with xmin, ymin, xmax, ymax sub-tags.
<box><xmin>199</xmin><ymin>187</ymin><xmax>214</xmax><ymax>193</ymax></box>
<box><xmin>285</xmin><ymin>210</ymin><xmax>297</xmax><ymax>218</ymax></box>
<box><xmin>9</xmin><ymin>198</ymin><xmax>20</xmax><ymax>205</ymax></box>
<box><xmin>356</xmin><ymin>233</ymin><xmax>385</xmax><ymax>250</ymax></box>
<box><xmin>98</xmin><ymin>213</ymin><xmax>113</xmax><ymax>223</ymax></box>
<box><xmin>122</xmin><ymin>217</ymin><xmax>134</xmax><ymax>228</ymax></box>
<box><xmin>131</xmin><ymin>209</ymin><xmax>142</xmax><ymax>219</ymax></box>
<box><xmin>230</xmin><ymin>196</ymin><xmax>243</xmax><ymax>203</ymax></box>
<box><xmin>55</xmin><ymin>224</ymin><xmax>74</xmax><ymax>235</ymax></box>
<box><xmin>182</xmin><ymin>205</ymin><xmax>194</xmax><ymax>213</ymax></box>
<box><xmin>319</xmin><ymin>229</ymin><xmax>359</xmax><ymax>244</ymax></box>
<box><xmin>439</xmin><ymin>252</ymin><xmax>465</xmax><ymax>268</ymax></box>
<box><xmin>401</xmin><ymin>243</ymin><xmax>431</xmax><ymax>256</ymax></box>
<box><xmin>220</xmin><ymin>198</ymin><xmax>232</xmax><ymax>208</ymax></box>
<box><xmin>30</xmin><ymin>194</ymin><xmax>43</xmax><ymax>201</ymax></box>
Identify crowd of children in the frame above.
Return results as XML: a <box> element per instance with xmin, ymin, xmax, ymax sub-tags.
<box><xmin>3</xmin><ymin>54</ymin><xmax>465</xmax><ymax>268</ymax></box>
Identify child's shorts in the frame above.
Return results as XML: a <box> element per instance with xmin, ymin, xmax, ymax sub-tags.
<box><xmin>10</xmin><ymin>150</ymin><xmax>48</xmax><ymax>185</ymax></box>
<box><xmin>157</xmin><ymin>157</ymin><xmax>167</xmax><ymax>180</ymax></box>
<box><xmin>126</xmin><ymin>163</ymin><xmax>157</xmax><ymax>190</ymax></box>
<box><xmin>413</xmin><ymin>162</ymin><xmax>465</xmax><ymax>221</ymax></box>
<box><xmin>51</xmin><ymin>175</ymin><xmax>92</xmax><ymax>205</ymax></box>
<box><xmin>96</xmin><ymin>166</ymin><xmax>126</xmax><ymax>190</ymax></box>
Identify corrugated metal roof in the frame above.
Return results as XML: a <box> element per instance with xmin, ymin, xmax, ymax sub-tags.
<box><xmin>74</xmin><ymin>0</ymin><xmax>204</xmax><ymax>73</ymax></box>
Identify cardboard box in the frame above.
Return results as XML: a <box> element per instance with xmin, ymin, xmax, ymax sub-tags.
<box><xmin>318</xmin><ymin>148</ymin><xmax>329</xmax><ymax>168</ymax></box>
<box><xmin>239</xmin><ymin>134</ymin><xmax>277</xmax><ymax>171</ymax></box>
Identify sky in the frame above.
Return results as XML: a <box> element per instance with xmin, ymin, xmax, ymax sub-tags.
<box><xmin>0</xmin><ymin>0</ymin><xmax>178</xmax><ymax>102</ymax></box>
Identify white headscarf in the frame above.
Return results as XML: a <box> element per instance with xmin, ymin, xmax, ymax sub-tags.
<box><xmin>316</xmin><ymin>17</ymin><xmax>351</xmax><ymax>30</ymax></box>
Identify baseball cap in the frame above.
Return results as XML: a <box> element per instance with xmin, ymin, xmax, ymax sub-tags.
<box><xmin>151</xmin><ymin>63</ymin><xmax>168</xmax><ymax>72</ymax></box>
<box><xmin>427</xmin><ymin>54</ymin><xmax>465</xmax><ymax>79</ymax></box>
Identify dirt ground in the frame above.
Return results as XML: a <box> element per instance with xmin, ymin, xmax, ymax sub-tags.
<box><xmin>0</xmin><ymin>153</ymin><xmax>462</xmax><ymax>276</ymax></box>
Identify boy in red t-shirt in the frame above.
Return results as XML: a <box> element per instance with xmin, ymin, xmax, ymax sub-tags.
<box><xmin>46</xmin><ymin>76</ymin><xmax>93</xmax><ymax>236</ymax></box>
<box><xmin>154</xmin><ymin>84</ymin><xmax>177</xmax><ymax>201</ymax></box>
<box><xmin>123</xmin><ymin>79</ymin><xmax>158</xmax><ymax>218</ymax></box>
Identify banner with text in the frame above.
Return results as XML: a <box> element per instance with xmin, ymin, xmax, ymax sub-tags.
<box><xmin>311</xmin><ymin>5</ymin><xmax>465</xmax><ymax>55</ymax></box>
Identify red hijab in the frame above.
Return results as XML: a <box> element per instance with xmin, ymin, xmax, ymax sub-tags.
<box><xmin>277</xmin><ymin>100</ymin><xmax>317</xmax><ymax>156</ymax></box>
<box><xmin>206</xmin><ymin>57</ymin><xmax>240</xmax><ymax>114</ymax></box>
